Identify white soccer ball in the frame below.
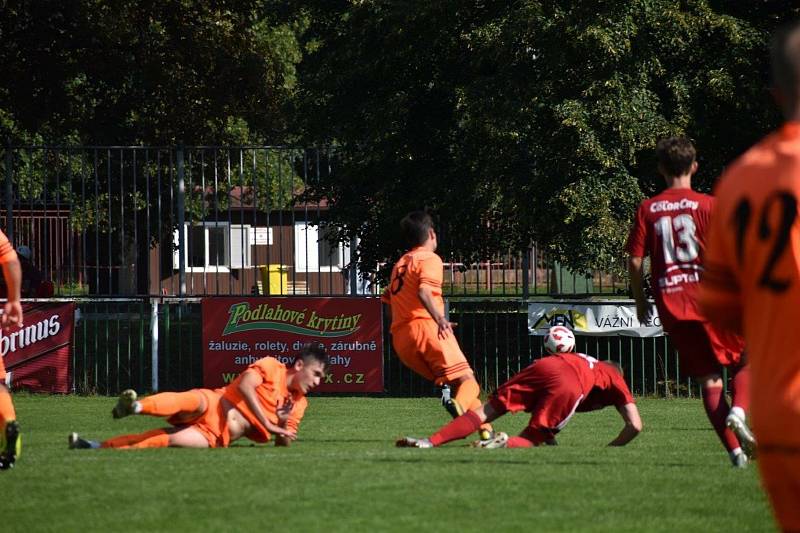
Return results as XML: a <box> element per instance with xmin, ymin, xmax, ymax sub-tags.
<box><xmin>543</xmin><ymin>326</ymin><xmax>575</xmax><ymax>354</ymax></box>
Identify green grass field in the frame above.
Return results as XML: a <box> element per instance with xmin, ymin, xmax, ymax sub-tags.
<box><xmin>4</xmin><ymin>395</ymin><xmax>774</xmax><ymax>532</ymax></box>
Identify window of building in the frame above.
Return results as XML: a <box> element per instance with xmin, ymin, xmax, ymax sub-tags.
<box><xmin>173</xmin><ymin>222</ymin><xmax>251</xmax><ymax>272</ymax></box>
<box><xmin>294</xmin><ymin>222</ymin><xmax>349</xmax><ymax>272</ymax></box>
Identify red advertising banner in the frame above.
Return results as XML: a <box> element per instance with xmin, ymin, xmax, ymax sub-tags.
<box><xmin>202</xmin><ymin>297</ymin><xmax>383</xmax><ymax>392</ymax></box>
<box><xmin>1</xmin><ymin>302</ymin><xmax>75</xmax><ymax>393</ymax></box>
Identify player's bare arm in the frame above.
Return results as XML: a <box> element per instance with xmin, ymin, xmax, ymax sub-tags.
<box><xmin>1</xmin><ymin>258</ymin><xmax>24</xmax><ymax>329</ymax></box>
<box><xmin>417</xmin><ymin>285</ymin><xmax>454</xmax><ymax>339</ymax></box>
<box><xmin>237</xmin><ymin>370</ymin><xmax>297</xmax><ymax>440</ymax></box>
<box><xmin>627</xmin><ymin>256</ymin><xmax>648</xmax><ymax>323</ymax></box>
<box><xmin>608</xmin><ymin>403</ymin><xmax>642</xmax><ymax>446</ymax></box>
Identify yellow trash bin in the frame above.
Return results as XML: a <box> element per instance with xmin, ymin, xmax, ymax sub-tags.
<box><xmin>259</xmin><ymin>265</ymin><xmax>288</xmax><ymax>295</ymax></box>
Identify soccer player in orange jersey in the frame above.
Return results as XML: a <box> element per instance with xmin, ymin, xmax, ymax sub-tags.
<box><xmin>626</xmin><ymin>137</ymin><xmax>753</xmax><ymax>468</ymax></box>
<box><xmin>699</xmin><ymin>23</ymin><xmax>800</xmax><ymax>531</ymax></box>
<box><xmin>381</xmin><ymin>211</ymin><xmax>492</xmax><ymax>440</ymax></box>
<box><xmin>68</xmin><ymin>343</ymin><xmax>327</xmax><ymax>449</ymax></box>
<box><xmin>0</xmin><ymin>232</ymin><xmax>24</xmax><ymax>470</ymax></box>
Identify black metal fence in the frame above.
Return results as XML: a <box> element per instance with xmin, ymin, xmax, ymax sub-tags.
<box><xmin>1</xmin><ymin>144</ymin><xmax>627</xmax><ymax>298</ymax></box>
<box><xmin>69</xmin><ymin>298</ymin><xmax>694</xmax><ymax>398</ymax></box>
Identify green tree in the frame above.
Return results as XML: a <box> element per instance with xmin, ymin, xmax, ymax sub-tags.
<box><xmin>0</xmin><ymin>0</ymin><xmax>306</xmax><ymax>145</ymax></box>
<box><xmin>296</xmin><ymin>1</ymin><xmax>796</xmax><ymax>278</ymax></box>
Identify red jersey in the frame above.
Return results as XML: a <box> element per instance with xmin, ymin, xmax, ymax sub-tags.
<box><xmin>626</xmin><ymin>188</ymin><xmax>714</xmax><ymax>329</ymax></box>
<box><xmin>576</xmin><ymin>361</ymin><xmax>635</xmax><ymax>412</ymax></box>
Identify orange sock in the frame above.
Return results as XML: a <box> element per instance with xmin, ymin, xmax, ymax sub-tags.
<box><xmin>102</xmin><ymin>428</ymin><xmax>171</xmax><ymax>449</ymax></box>
<box><xmin>139</xmin><ymin>391</ymin><xmax>203</xmax><ymax>417</ymax></box>
<box><xmin>454</xmin><ymin>379</ymin><xmax>481</xmax><ymax>412</ymax></box>
<box><xmin>0</xmin><ymin>387</ymin><xmax>16</xmax><ymax>426</ymax></box>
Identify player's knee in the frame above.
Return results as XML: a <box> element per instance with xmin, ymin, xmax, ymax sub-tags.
<box><xmin>698</xmin><ymin>374</ymin><xmax>723</xmax><ymax>388</ymax></box>
<box><xmin>447</xmin><ymin>372</ymin><xmax>476</xmax><ymax>386</ymax></box>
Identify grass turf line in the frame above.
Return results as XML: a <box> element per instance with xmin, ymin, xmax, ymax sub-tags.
<box><xmin>2</xmin><ymin>396</ymin><xmax>774</xmax><ymax>532</ymax></box>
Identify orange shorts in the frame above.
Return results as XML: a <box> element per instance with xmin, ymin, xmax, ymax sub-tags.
<box><xmin>391</xmin><ymin>319</ymin><xmax>473</xmax><ymax>385</ymax></box>
<box><xmin>758</xmin><ymin>445</ymin><xmax>800</xmax><ymax>532</ymax></box>
<box><xmin>167</xmin><ymin>389</ymin><xmax>231</xmax><ymax>448</ymax></box>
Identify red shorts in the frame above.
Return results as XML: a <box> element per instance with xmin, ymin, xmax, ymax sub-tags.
<box><xmin>668</xmin><ymin>320</ymin><xmax>744</xmax><ymax>378</ymax></box>
<box><xmin>489</xmin><ymin>357</ymin><xmax>584</xmax><ymax>436</ymax></box>
<box><xmin>167</xmin><ymin>389</ymin><xmax>231</xmax><ymax>448</ymax></box>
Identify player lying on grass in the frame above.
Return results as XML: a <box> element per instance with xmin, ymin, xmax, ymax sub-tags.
<box><xmin>397</xmin><ymin>326</ymin><xmax>642</xmax><ymax>449</ymax></box>
<box><xmin>68</xmin><ymin>343</ymin><xmax>327</xmax><ymax>449</ymax></box>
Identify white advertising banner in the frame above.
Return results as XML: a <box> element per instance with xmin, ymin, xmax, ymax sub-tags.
<box><xmin>528</xmin><ymin>300</ymin><xmax>664</xmax><ymax>337</ymax></box>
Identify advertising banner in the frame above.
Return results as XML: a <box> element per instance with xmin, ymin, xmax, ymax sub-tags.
<box><xmin>1</xmin><ymin>302</ymin><xmax>75</xmax><ymax>393</ymax></box>
<box><xmin>528</xmin><ymin>300</ymin><xmax>663</xmax><ymax>337</ymax></box>
<box><xmin>202</xmin><ymin>297</ymin><xmax>383</xmax><ymax>392</ymax></box>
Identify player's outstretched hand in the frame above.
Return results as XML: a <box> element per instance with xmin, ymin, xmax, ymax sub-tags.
<box><xmin>1</xmin><ymin>300</ymin><xmax>23</xmax><ymax>330</ymax></box>
<box><xmin>275</xmin><ymin>427</ymin><xmax>297</xmax><ymax>441</ymax></box>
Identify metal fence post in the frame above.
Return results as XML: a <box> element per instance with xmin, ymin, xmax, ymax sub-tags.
<box><xmin>151</xmin><ymin>300</ymin><xmax>159</xmax><ymax>391</ymax></box>
<box><xmin>176</xmin><ymin>143</ymin><xmax>186</xmax><ymax>297</ymax></box>
<box><xmin>522</xmin><ymin>247</ymin><xmax>530</xmax><ymax>300</ymax></box>
<box><xmin>349</xmin><ymin>236</ymin><xmax>358</xmax><ymax>294</ymax></box>
<box><xmin>4</xmin><ymin>140</ymin><xmax>13</xmax><ymax>245</ymax></box>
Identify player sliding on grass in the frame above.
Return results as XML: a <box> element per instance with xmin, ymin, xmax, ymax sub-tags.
<box><xmin>382</xmin><ymin>211</ymin><xmax>493</xmax><ymax>440</ymax></box>
<box><xmin>397</xmin><ymin>326</ymin><xmax>641</xmax><ymax>449</ymax></box>
<box><xmin>68</xmin><ymin>343</ymin><xmax>327</xmax><ymax>450</ymax></box>
<box><xmin>627</xmin><ymin>137</ymin><xmax>754</xmax><ymax>468</ymax></box>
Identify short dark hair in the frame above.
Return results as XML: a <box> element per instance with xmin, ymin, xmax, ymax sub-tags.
<box><xmin>656</xmin><ymin>137</ymin><xmax>696</xmax><ymax>177</ymax></box>
<box><xmin>771</xmin><ymin>22</ymin><xmax>800</xmax><ymax>114</ymax></box>
<box><xmin>297</xmin><ymin>342</ymin><xmax>328</xmax><ymax>368</ymax></box>
<box><xmin>400</xmin><ymin>211</ymin><xmax>434</xmax><ymax>247</ymax></box>
<box><xmin>602</xmin><ymin>360</ymin><xmax>624</xmax><ymax>377</ymax></box>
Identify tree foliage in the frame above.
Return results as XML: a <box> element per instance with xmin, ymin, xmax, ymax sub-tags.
<box><xmin>0</xmin><ymin>1</ymin><xmax>306</xmax><ymax>144</ymax></box>
<box><xmin>296</xmin><ymin>0</ymin><xmax>796</xmax><ymax>276</ymax></box>
<box><xmin>3</xmin><ymin>1</ymin><xmax>800</xmax><ymax>278</ymax></box>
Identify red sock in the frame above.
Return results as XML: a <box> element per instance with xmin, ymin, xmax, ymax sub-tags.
<box><xmin>729</xmin><ymin>364</ymin><xmax>750</xmax><ymax>412</ymax></box>
<box><xmin>506</xmin><ymin>436</ymin><xmax>535</xmax><ymax>448</ymax></box>
<box><xmin>430</xmin><ymin>411</ymin><xmax>482</xmax><ymax>446</ymax></box>
<box><xmin>702</xmin><ymin>385</ymin><xmax>739</xmax><ymax>452</ymax></box>
<box><xmin>102</xmin><ymin>428</ymin><xmax>171</xmax><ymax>448</ymax></box>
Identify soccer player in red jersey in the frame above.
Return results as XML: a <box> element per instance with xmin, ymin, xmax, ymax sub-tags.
<box><xmin>626</xmin><ymin>137</ymin><xmax>753</xmax><ymax>467</ymax></box>
<box><xmin>396</xmin><ymin>327</ymin><xmax>641</xmax><ymax>449</ymax></box>
<box><xmin>0</xmin><ymin>233</ymin><xmax>24</xmax><ymax>470</ymax></box>
<box><xmin>68</xmin><ymin>344</ymin><xmax>326</xmax><ymax>449</ymax></box>
<box><xmin>699</xmin><ymin>23</ymin><xmax>800</xmax><ymax>530</ymax></box>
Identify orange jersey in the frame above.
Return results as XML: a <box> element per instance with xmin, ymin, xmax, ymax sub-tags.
<box><xmin>221</xmin><ymin>357</ymin><xmax>307</xmax><ymax>442</ymax></box>
<box><xmin>0</xmin><ymin>230</ymin><xmax>17</xmax><ymax>264</ymax></box>
<box><xmin>381</xmin><ymin>248</ymin><xmax>444</xmax><ymax>332</ymax></box>
<box><xmin>700</xmin><ymin>122</ymin><xmax>800</xmax><ymax>443</ymax></box>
